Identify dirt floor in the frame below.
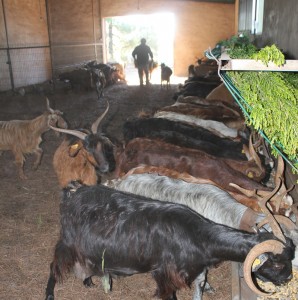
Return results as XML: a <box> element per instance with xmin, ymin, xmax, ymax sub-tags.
<box><xmin>0</xmin><ymin>80</ymin><xmax>231</xmax><ymax>300</ymax></box>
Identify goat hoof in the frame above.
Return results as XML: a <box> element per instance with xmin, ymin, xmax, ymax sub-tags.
<box><xmin>20</xmin><ymin>174</ymin><xmax>28</xmax><ymax>180</ymax></box>
<box><xmin>32</xmin><ymin>165</ymin><xmax>39</xmax><ymax>171</ymax></box>
<box><xmin>204</xmin><ymin>283</ymin><xmax>215</xmax><ymax>294</ymax></box>
<box><xmin>83</xmin><ymin>277</ymin><xmax>95</xmax><ymax>288</ymax></box>
<box><xmin>46</xmin><ymin>295</ymin><xmax>54</xmax><ymax>300</ymax></box>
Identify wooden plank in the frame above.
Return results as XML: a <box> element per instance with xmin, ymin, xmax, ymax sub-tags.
<box><xmin>232</xmin><ymin>262</ymin><xmax>258</xmax><ymax>300</ymax></box>
<box><xmin>218</xmin><ymin>51</ymin><xmax>298</xmax><ymax>71</ymax></box>
<box><xmin>231</xmin><ymin>262</ymin><xmax>240</xmax><ymax>300</ymax></box>
<box><xmin>221</xmin><ymin>59</ymin><xmax>298</xmax><ymax>71</ymax></box>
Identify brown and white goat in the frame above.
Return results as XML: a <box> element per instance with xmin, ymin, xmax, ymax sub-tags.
<box><xmin>51</xmin><ymin>102</ymin><xmax>116</xmax><ymax>188</ymax></box>
<box><xmin>157</xmin><ymin>102</ymin><xmax>243</xmax><ymax>130</ymax></box>
<box><xmin>0</xmin><ymin>98</ymin><xmax>67</xmax><ymax>179</ymax></box>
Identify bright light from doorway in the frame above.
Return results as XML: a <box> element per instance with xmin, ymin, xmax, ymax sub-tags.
<box><xmin>104</xmin><ymin>12</ymin><xmax>176</xmax><ymax>85</ymax></box>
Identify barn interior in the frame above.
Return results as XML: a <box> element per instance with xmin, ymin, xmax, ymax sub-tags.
<box><xmin>0</xmin><ymin>1</ymin><xmax>297</xmax><ymax>300</ymax></box>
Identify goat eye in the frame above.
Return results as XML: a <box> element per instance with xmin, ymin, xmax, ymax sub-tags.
<box><xmin>273</xmin><ymin>263</ymin><xmax>284</xmax><ymax>270</ymax></box>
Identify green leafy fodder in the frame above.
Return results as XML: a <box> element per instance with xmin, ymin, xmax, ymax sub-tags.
<box><xmin>228</xmin><ymin>71</ymin><xmax>298</xmax><ymax>163</ymax></box>
<box><xmin>218</xmin><ymin>38</ymin><xmax>298</xmax><ymax>170</ymax></box>
<box><xmin>252</xmin><ymin>45</ymin><xmax>285</xmax><ymax>66</ymax></box>
<box><xmin>219</xmin><ymin>34</ymin><xmax>258</xmax><ymax>59</ymax></box>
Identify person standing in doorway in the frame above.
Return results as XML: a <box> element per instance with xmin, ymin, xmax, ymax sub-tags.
<box><xmin>132</xmin><ymin>38</ymin><xmax>153</xmax><ymax>86</ymax></box>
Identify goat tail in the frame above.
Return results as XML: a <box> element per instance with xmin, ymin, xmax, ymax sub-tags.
<box><xmin>52</xmin><ymin>240</ymin><xmax>76</xmax><ymax>283</ymax></box>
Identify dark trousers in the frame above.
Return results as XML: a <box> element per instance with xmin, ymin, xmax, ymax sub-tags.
<box><xmin>137</xmin><ymin>63</ymin><xmax>149</xmax><ymax>85</ymax></box>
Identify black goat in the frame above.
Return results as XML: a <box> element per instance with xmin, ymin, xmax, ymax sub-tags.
<box><xmin>123</xmin><ymin>117</ymin><xmax>247</xmax><ymax>160</ymax></box>
<box><xmin>173</xmin><ymin>78</ymin><xmax>220</xmax><ymax>101</ymax></box>
<box><xmin>85</xmin><ymin>61</ymin><xmax>119</xmax><ymax>86</ymax></box>
<box><xmin>90</xmin><ymin>68</ymin><xmax>106</xmax><ymax>98</ymax></box>
<box><xmin>161</xmin><ymin>63</ymin><xmax>173</xmax><ymax>89</ymax></box>
<box><xmin>45</xmin><ymin>182</ymin><xmax>295</xmax><ymax>300</ymax></box>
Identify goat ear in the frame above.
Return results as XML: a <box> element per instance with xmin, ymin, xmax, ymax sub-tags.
<box><xmin>68</xmin><ymin>143</ymin><xmax>82</xmax><ymax>157</ymax></box>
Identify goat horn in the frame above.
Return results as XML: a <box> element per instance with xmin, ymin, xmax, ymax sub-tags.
<box><xmin>274</xmin><ymin>156</ymin><xmax>285</xmax><ymax>188</ymax></box>
<box><xmin>229</xmin><ymin>183</ymin><xmax>258</xmax><ymax>198</ymax></box>
<box><xmin>257</xmin><ymin>215</ymin><xmax>297</xmax><ymax>231</ymax></box>
<box><xmin>231</xmin><ymin>180</ymin><xmax>286</xmax><ymax>241</ymax></box>
<box><xmin>49</xmin><ymin>125</ymin><xmax>87</xmax><ymax>140</ymax></box>
<box><xmin>243</xmin><ymin>240</ymin><xmax>285</xmax><ymax>296</ymax></box>
<box><xmin>228</xmin><ymin>182</ymin><xmax>288</xmax><ymax>213</ymax></box>
<box><xmin>46</xmin><ymin>97</ymin><xmax>55</xmax><ymax>114</ymax></box>
<box><xmin>229</xmin><ymin>182</ymin><xmax>288</xmax><ymax>198</ymax></box>
<box><xmin>91</xmin><ymin>101</ymin><xmax>109</xmax><ymax>134</ymax></box>
<box><xmin>248</xmin><ymin>134</ymin><xmax>263</xmax><ymax>172</ymax></box>
<box><xmin>291</xmin><ymin>203</ymin><xmax>298</xmax><ymax>226</ymax></box>
<box><xmin>257</xmin><ymin>178</ymin><xmax>286</xmax><ymax>243</ymax></box>
<box><xmin>271</xmin><ymin>180</ymin><xmax>294</xmax><ymax>213</ymax></box>
<box><xmin>229</xmin><ymin>181</ymin><xmax>292</xmax><ymax>203</ymax></box>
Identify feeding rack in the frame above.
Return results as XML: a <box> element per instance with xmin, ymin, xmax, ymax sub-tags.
<box><xmin>205</xmin><ymin>48</ymin><xmax>298</xmax><ymax>173</ymax></box>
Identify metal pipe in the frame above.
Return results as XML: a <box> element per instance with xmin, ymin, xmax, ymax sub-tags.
<box><xmin>1</xmin><ymin>0</ymin><xmax>14</xmax><ymax>90</ymax></box>
<box><xmin>0</xmin><ymin>45</ymin><xmax>50</xmax><ymax>50</ymax></box>
<box><xmin>45</xmin><ymin>0</ymin><xmax>54</xmax><ymax>81</ymax></box>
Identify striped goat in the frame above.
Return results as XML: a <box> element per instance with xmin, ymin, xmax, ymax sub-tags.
<box><xmin>0</xmin><ymin>98</ymin><xmax>67</xmax><ymax>179</ymax></box>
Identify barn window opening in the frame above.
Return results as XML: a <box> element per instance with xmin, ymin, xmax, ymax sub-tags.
<box><xmin>103</xmin><ymin>12</ymin><xmax>175</xmax><ymax>85</ymax></box>
<box><xmin>238</xmin><ymin>0</ymin><xmax>264</xmax><ymax>35</ymax></box>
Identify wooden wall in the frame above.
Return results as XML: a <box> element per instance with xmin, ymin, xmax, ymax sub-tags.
<box><xmin>0</xmin><ymin>0</ymin><xmax>102</xmax><ymax>91</ymax></box>
<box><xmin>47</xmin><ymin>0</ymin><xmax>102</xmax><ymax>75</ymax></box>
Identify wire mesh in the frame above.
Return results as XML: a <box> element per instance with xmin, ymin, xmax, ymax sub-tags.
<box><xmin>10</xmin><ymin>47</ymin><xmax>51</xmax><ymax>89</ymax></box>
<box><xmin>0</xmin><ymin>49</ymin><xmax>12</xmax><ymax>91</ymax></box>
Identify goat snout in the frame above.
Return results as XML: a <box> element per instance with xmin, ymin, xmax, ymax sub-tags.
<box><xmin>96</xmin><ymin>162</ymin><xmax>109</xmax><ymax>173</ymax></box>
<box><xmin>287</xmin><ymin>274</ymin><xmax>293</xmax><ymax>280</ymax></box>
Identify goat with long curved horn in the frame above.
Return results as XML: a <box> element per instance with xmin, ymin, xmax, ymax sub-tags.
<box><xmin>241</xmin><ymin>181</ymin><xmax>295</xmax><ymax>295</ymax></box>
<box><xmin>46</xmin><ymin>97</ymin><xmax>55</xmax><ymax>114</ymax></box>
<box><xmin>50</xmin><ymin>101</ymin><xmax>109</xmax><ymax>139</ymax></box>
<box><xmin>91</xmin><ymin>101</ymin><xmax>109</xmax><ymax>133</ymax></box>
<box><xmin>51</xmin><ymin>101</ymin><xmax>115</xmax><ymax>187</ymax></box>
<box><xmin>243</xmin><ymin>240</ymin><xmax>285</xmax><ymax>296</ymax></box>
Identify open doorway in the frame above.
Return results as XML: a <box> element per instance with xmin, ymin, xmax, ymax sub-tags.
<box><xmin>103</xmin><ymin>13</ymin><xmax>175</xmax><ymax>85</ymax></box>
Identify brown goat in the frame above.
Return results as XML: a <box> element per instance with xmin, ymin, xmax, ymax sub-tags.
<box><xmin>115</xmin><ymin>137</ymin><xmax>267</xmax><ymax>191</ymax></box>
<box><xmin>0</xmin><ymin>98</ymin><xmax>67</xmax><ymax>179</ymax></box>
<box><xmin>149</xmin><ymin>60</ymin><xmax>158</xmax><ymax>80</ymax></box>
<box><xmin>51</xmin><ymin>102</ymin><xmax>116</xmax><ymax>188</ymax></box>
<box><xmin>108</xmin><ymin>62</ymin><xmax>127</xmax><ymax>83</ymax></box>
